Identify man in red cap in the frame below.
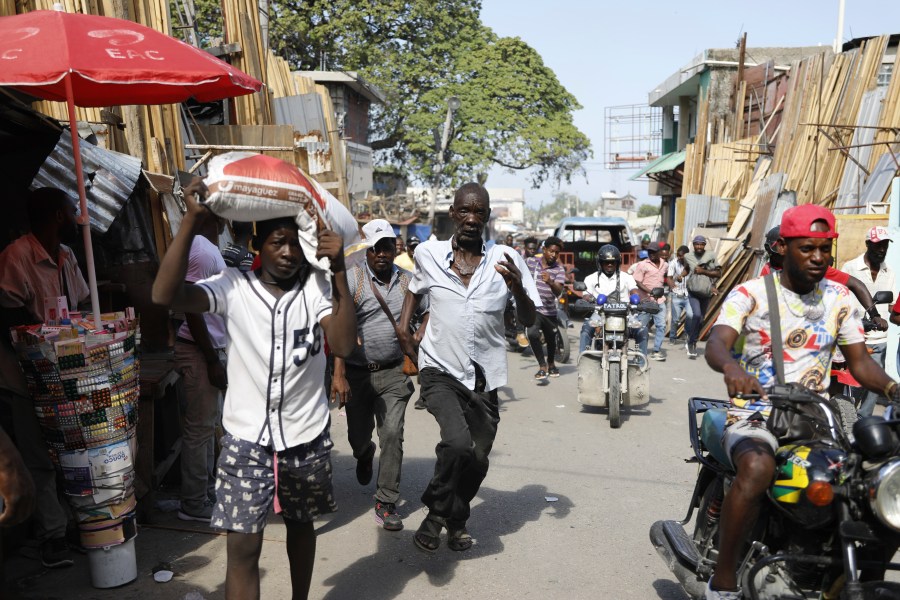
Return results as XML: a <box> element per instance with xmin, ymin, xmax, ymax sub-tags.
<box><xmin>840</xmin><ymin>225</ymin><xmax>895</xmax><ymax>416</ymax></box>
<box><xmin>702</xmin><ymin>204</ymin><xmax>899</xmax><ymax>599</ymax></box>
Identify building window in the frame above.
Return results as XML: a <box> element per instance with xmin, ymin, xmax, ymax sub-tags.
<box><xmin>877</xmin><ymin>63</ymin><xmax>893</xmax><ymax>87</ymax></box>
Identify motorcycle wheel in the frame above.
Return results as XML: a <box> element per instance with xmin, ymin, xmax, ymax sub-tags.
<box><xmin>609</xmin><ymin>363</ymin><xmax>622</xmax><ymax>428</ymax></box>
<box><xmin>555</xmin><ymin>325</ymin><xmax>571</xmax><ymax>364</ymax></box>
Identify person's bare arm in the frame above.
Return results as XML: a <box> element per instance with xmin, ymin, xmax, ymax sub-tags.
<box><xmin>331</xmin><ymin>356</ymin><xmax>351</xmax><ymax>408</ymax></box>
<box><xmin>705</xmin><ymin>324</ymin><xmax>767</xmax><ymax>398</ymax></box>
<box><xmin>0</xmin><ymin>428</ymin><xmax>34</xmax><ymax>527</ymax></box>
<box><xmin>318</xmin><ymin>230</ymin><xmax>356</xmax><ymax>358</ymax></box>
<box><xmin>397</xmin><ymin>292</ymin><xmax>424</xmax><ymax>362</ymax></box>
<box><xmin>843</xmin><ymin>341</ymin><xmax>896</xmax><ymax>398</ymax></box>
<box><xmin>151</xmin><ymin>178</ymin><xmax>212</xmax><ymax>314</ymax></box>
<box><xmin>891</xmin><ymin>308</ymin><xmax>900</xmax><ymax>326</ymax></box>
<box><xmin>845</xmin><ymin>275</ymin><xmax>888</xmax><ymax>330</ymax></box>
<box><xmin>498</xmin><ymin>252</ymin><xmax>536</xmax><ymax>327</ymax></box>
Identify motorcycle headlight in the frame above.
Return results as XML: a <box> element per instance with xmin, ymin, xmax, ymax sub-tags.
<box><xmin>868</xmin><ymin>459</ymin><xmax>900</xmax><ymax>531</ymax></box>
<box><xmin>605</xmin><ymin>316</ymin><xmax>626</xmax><ymax>332</ymax></box>
<box><xmin>589</xmin><ymin>315</ymin><xmax>605</xmax><ymax>328</ymax></box>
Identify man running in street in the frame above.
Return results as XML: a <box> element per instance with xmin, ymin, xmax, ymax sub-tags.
<box><xmin>525</xmin><ymin>236</ymin><xmax>566</xmax><ymax>380</ymax></box>
<box><xmin>684</xmin><ymin>235</ymin><xmax>721</xmax><ymax>358</ymax></box>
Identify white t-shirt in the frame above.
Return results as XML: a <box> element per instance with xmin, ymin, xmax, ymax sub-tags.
<box><xmin>177</xmin><ymin>236</ymin><xmax>227</xmax><ymax>349</ymax></box>
<box><xmin>582</xmin><ymin>270</ymin><xmax>637</xmax><ymax>303</ymax></box>
<box><xmin>715</xmin><ymin>276</ymin><xmax>864</xmax><ymax>421</ymax></box>
<box><xmin>840</xmin><ymin>253</ymin><xmax>895</xmax><ymax>345</ymax></box>
<box><xmin>197</xmin><ymin>267</ymin><xmax>333</xmax><ymax>451</ymax></box>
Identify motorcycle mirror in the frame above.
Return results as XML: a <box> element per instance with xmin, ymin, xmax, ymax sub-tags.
<box><xmin>651</xmin><ymin>287</ymin><xmax>665</xmax><ymax>298</ymax></box>
<box><xmin>595</xmin><ymin>293</ymin><xmax>607</xmax><ymax>305</ymax></box>
<box><xmin>573</xmin><ymin>281</ymin><xmax>587</xmax><ymax>292</ymax></box>
<box><xmin>854</xmin><ymin>416</ymin><xmax>896</xmax><ymax>460</ymax></box>
<box><xmin>629</xmin><ymin>293</ymin><xmax>640</xmax><ymax>305</ymax></box>
<box><xmin>873</xmin><ymin>290</ymin><xmax>894</xmax><ymax>304</ymax></box>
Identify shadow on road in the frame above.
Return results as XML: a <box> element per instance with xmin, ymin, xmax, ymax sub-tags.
<box><xmin>652</xmin><ymin>577</ymin><xmax>691</xmax><ymax>599</ymax></box>
<box><xmin>319</xmin><ymin>483</ymin><xmax>572</xmax><ymax>600</ymax></box>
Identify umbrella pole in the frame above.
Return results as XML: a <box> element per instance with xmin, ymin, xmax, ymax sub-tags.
<box><xmin>64</xmin><ymin>74</ymin><xmax>102</xmax><ymax>329</ymax></box>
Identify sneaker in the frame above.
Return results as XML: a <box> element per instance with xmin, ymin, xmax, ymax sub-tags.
<box><xmin>649</xmin><ymin>351</ymin><xmax>666</xmax><ymax>361</ymax></box>
<box><xmin>534</xmin><ymin>369</ymin><xmax>548</xmax><ymax>381</ymax></box>
<box><xmin>687</xmin><ymin>343</ymin><xmax>698</xmax><ymax>358</ymax></box>
<box><xmin>356</xmin><ymin>441</ymin><xmax>376</xmax><ymax>485</ymax></box>
<box><xmin>547</xmin><ymin>366</ymin><xmax>560</xmax><ymax>378</ymax></box>
<box><xmin>516</xmin><ymin>333</ymin><xmax>530</xmax><ymax>348</ymax></box>
<box><xmin>40</xmin><ymin>537</ymin><xmax>74</xmax><ymax>568</ymax></box>
<box><xmin>705</xmin><ymin>580</ymin><xmax>742</xmax><ymax>600</ymax></box>
<box><xmin>178</xmin><ymin>499</ymin><xmax>214</xmax><ymax>522</ymax></box>
<box><xmin>374</xmin><ymin>501</ymin><xmax>403</xmax><ymax>531</ymax></box>
<box><xmin>414</xmin><ymin>397</ymin><xmax>426</xmax><ymax>410</ymax></box>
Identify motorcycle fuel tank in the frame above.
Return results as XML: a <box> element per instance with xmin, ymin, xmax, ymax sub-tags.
<box><xmin>771</xmin><ymin>441</ymin><xmax>847</xmax><ymax>529</ymax></box>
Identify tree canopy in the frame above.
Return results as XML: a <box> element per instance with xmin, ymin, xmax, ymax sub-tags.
<box><xmin>185</xmin><ymin>0</ymin><xmax>590</xmax><ymax>188</ymax></box>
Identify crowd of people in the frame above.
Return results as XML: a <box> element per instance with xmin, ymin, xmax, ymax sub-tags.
<box><xmin>1</xmin><ymin>181</ymin><xmax>899</xmax><ymax>600</ymax></box>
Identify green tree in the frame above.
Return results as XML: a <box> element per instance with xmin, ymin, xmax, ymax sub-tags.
<box><xmin>184</xmin><ymin>0</ymin><xmax>590</xmax><ymax>188</ymax></box>
<box><xmin>637</xmin><ymin>203</ymin><xmax>660</xmax><ymax>218</ymax></box>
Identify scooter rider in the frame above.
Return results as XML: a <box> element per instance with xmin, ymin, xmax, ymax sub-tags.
<box><xmin>578</xmin><ymin>244</ymin><xmax>647</xmax><ymax>354</ymax></box>
<box><xmin>702</xmin><ymin>205</ymin><xmax>900</xmax><ymax>600</ymax></box>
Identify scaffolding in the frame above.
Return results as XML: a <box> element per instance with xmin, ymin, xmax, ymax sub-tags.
<box><xmin>604</xmin><ymin>104</ymin><xmax>664</xmax><ymax>170</ymax></box>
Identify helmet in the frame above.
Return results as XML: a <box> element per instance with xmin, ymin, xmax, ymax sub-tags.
<box><xmin>596</xmin><ymin>244</ymin><xmax>621</xmax><ymax>269</ymax></box>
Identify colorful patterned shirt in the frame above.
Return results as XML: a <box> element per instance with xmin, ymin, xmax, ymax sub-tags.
<box><xmin>714</xmin><ymin>275</ymin><xmax>865</xmax><ymax>421</ymax></box>
<box><xmin>525</xmin><ymin>256</ymin><xmax>566</xmax><ymax>316</ymax></box>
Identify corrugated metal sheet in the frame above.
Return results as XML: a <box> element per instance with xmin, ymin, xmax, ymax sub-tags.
<box><xmin>860</xmin><ymin>152</ymin><xmax>900</xmax><ymax>210</ymax></box>
<box><xmin>682</xmin><ymin>194</ymin><xmax>730</xmax><ymax>246</ymax></box>
<box><xmin>835</xmin><ymin>87</ymin><xmax>887</xmax><ymax>213</ymax></box>
<box><xmin>30</xmin><ymin>133</ymin><xmax>141</xmax><ymax>233</ymax></box>
<box><xmin>747</xmin><ymin>173</ymin><xmax>787</xmax><ymax>250</ymax></box>
<box><xmin>273</xmin><ymin>93</ymin><xmax>328</xmax><ymax>136</ymax></box>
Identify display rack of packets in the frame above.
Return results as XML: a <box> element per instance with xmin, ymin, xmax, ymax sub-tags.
<box><xmin>11</xmin><ymin>309</ymin><xmax>141</xmax><ymax>458</ymax></box>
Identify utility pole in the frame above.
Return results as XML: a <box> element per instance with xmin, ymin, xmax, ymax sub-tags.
<box><xmin>428</xmin><ymin>96</ymin><xmax>461</xmax><ymax>231</ymax></box>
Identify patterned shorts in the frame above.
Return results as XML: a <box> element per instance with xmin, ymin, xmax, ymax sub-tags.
<box><xmin>210</xmin><ymin>428</ymin><xmax>337</xmax><ymax>533</ymax></box>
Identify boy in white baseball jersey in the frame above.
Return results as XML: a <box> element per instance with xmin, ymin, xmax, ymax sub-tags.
<box><xmin>152</xmin><ymin>178</ymin><xmax>356</xmax><ymax>600</ymax></box>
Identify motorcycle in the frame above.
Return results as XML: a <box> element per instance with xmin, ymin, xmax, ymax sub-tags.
<box><xmin>504</xmin><ymin>295</ymin><xmax>571</xmax><ymax>364</ymax></box>
<box><xmin>650</xmin><ymin>383</ymin><xmax>900</xmax><ymax>599</ymax></box>
<box><xmin>573</xmin><ymin>287</ymin><xmax>663</xmax><ymax>428</ymax></box>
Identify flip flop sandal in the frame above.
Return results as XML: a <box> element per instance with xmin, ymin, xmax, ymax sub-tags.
<box><xmin>446</xmin><ymin>524</ymin><xmax>474</xmax><ymax>552</ymax></box>
<box><xmin>413</xmin><ymin>514</ymin><xmax>444</xmax><ymax>553</ymax></box>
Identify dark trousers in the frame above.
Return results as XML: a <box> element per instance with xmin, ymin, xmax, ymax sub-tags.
<box><xmin>419</xmin><ymin>367</ymin><xmax>500</xmax><ymax>524</ymax></box>
<box><xmin>527</xmin><ymin>312</ymin><xmax>559</xmax><ymax>366</ymax></box>
<box><xmin>687</xmin><ymin>293</ymin><xmax>712</xmax><ymax>344</ymax></box>
<box><xmin>344</xmin><ymin>364</ymin><xmax>414</xmax><ymax>504</ymax></box>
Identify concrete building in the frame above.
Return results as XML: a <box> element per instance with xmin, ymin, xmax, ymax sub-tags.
<box><xmin>596</xmin><ymin>190</ymin><xmax>638</xmax><ymax>221</ymax></box>
<box><xmin>298</xmin><ymin>71</ymin><xmax>386</xmax><ymax>199</ymax></box>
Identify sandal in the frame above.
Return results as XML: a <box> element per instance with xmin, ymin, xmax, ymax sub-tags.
<box><xmin>534</xmin><ymin>369</ymin><xmax>548</xmax><ymax>381</ymax></box>
<box><xmin>446</xmin><ymin>521</ymin><xmax>474</xmax><ymax>552</ymax></box>
<box><xmin>413</xmin><ymin>514</ymin><xmax>444</xmax><ymax>553</ymax></box>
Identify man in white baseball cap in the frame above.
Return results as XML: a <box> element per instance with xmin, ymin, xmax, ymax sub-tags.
<box><xmin>840</xmin><ymin>224</ymin><xmax>895</xmax><ymax>416</ymax></box>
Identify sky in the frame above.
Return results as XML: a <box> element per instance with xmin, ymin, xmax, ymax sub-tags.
<box><xmin>478</xmin><ymin>0</ymin><xmax>900</xmax><ymax>209</ymax></box>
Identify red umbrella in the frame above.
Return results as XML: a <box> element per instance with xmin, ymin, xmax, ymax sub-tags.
<box><xmin>0</xmin><ymin>8</ymin><xmax>263</xmax><ymax>326</ymax></box>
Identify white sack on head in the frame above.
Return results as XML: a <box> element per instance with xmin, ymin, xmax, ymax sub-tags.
<box><xmin>202</xmin><ymin>152</ymin><xmax>361</xmax><ymax>271</ymax></box>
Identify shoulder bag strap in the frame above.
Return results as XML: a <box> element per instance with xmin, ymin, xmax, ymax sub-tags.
<box><xmin>763</xmin><ymin>273</ymin><xmax>785</xmax><ymax>385</ymax></box>
<box><xmin>369</xmin><ymin>279</ymin><xmax>403</xmax><ymax>338</ymax></box>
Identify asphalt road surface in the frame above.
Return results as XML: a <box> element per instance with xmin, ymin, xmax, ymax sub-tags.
<box><xmin>12</xmin><ymin>331</ymin><xmax>714</xmax><ymax>599</ymax></box>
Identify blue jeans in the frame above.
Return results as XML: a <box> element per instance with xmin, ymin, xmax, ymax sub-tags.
<box><xmin>638</xmin><ymin>306</ymin><xmax>667</xmax><ymax>354</ymax></box>
<box><xmin>669</xmin><ymin>295</ymin><xmax>692</xmax><ymax>341</ymax></box>
<box><xmin>859</xmin><ymin>343</ymin><xmax>887</xmax><ymax>417</ymax></box>
<box><xmin>687</xmin><ymin>293</ymin><xmax>712</xmax><ymax>345</ymax></box>
<box><xmin>579</xmin><ymin>319</ymin><xmax>648</xmax><ymax>355</ymax></box>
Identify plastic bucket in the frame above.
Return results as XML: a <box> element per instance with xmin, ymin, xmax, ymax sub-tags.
<box><xmin>87</xmin><ymin>536</ymin><xmax>137</xmax><ymax>589</ymax></box>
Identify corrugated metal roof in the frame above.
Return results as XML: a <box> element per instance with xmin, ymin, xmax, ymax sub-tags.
<box><xmin>273</xmin><ymin>93</ymin><xmax>328</xmax><ymax>137</ymax></box>
<box><xmin>629</xmin><ymin>150</ymin><xmax>686</xmax><ymax>180</ymax></box>
<box><xmin>30</xmin><ymin>132</ymin><xmax>142</xmax><ymax>234</ymax></box>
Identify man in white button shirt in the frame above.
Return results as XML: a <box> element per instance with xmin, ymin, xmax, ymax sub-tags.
<box><xmin>152</xmin><ymin>178</ymin><xmax>356</xmax><ymax>600</ymax></box>
<box><xmin>397</xmin><ymin>183</ymin><xmax>541</xmax><ymax>554</ymax></box>
<box><xmin>840</xmin><ymin>225</ymin><xmax>895</xmax><ymax>416</ymax></box>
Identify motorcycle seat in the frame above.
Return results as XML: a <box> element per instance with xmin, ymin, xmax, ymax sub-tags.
<box><xmin>699</xmin><ymin>408</ymin><xmax>731</xmax><ymax>467</ymax></box>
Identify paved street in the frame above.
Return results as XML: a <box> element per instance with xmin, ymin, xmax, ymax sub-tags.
<box><xmin>12</xmin><ymin>329</ymin><xmax>713</xmax><ymax>599</ymax></box>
